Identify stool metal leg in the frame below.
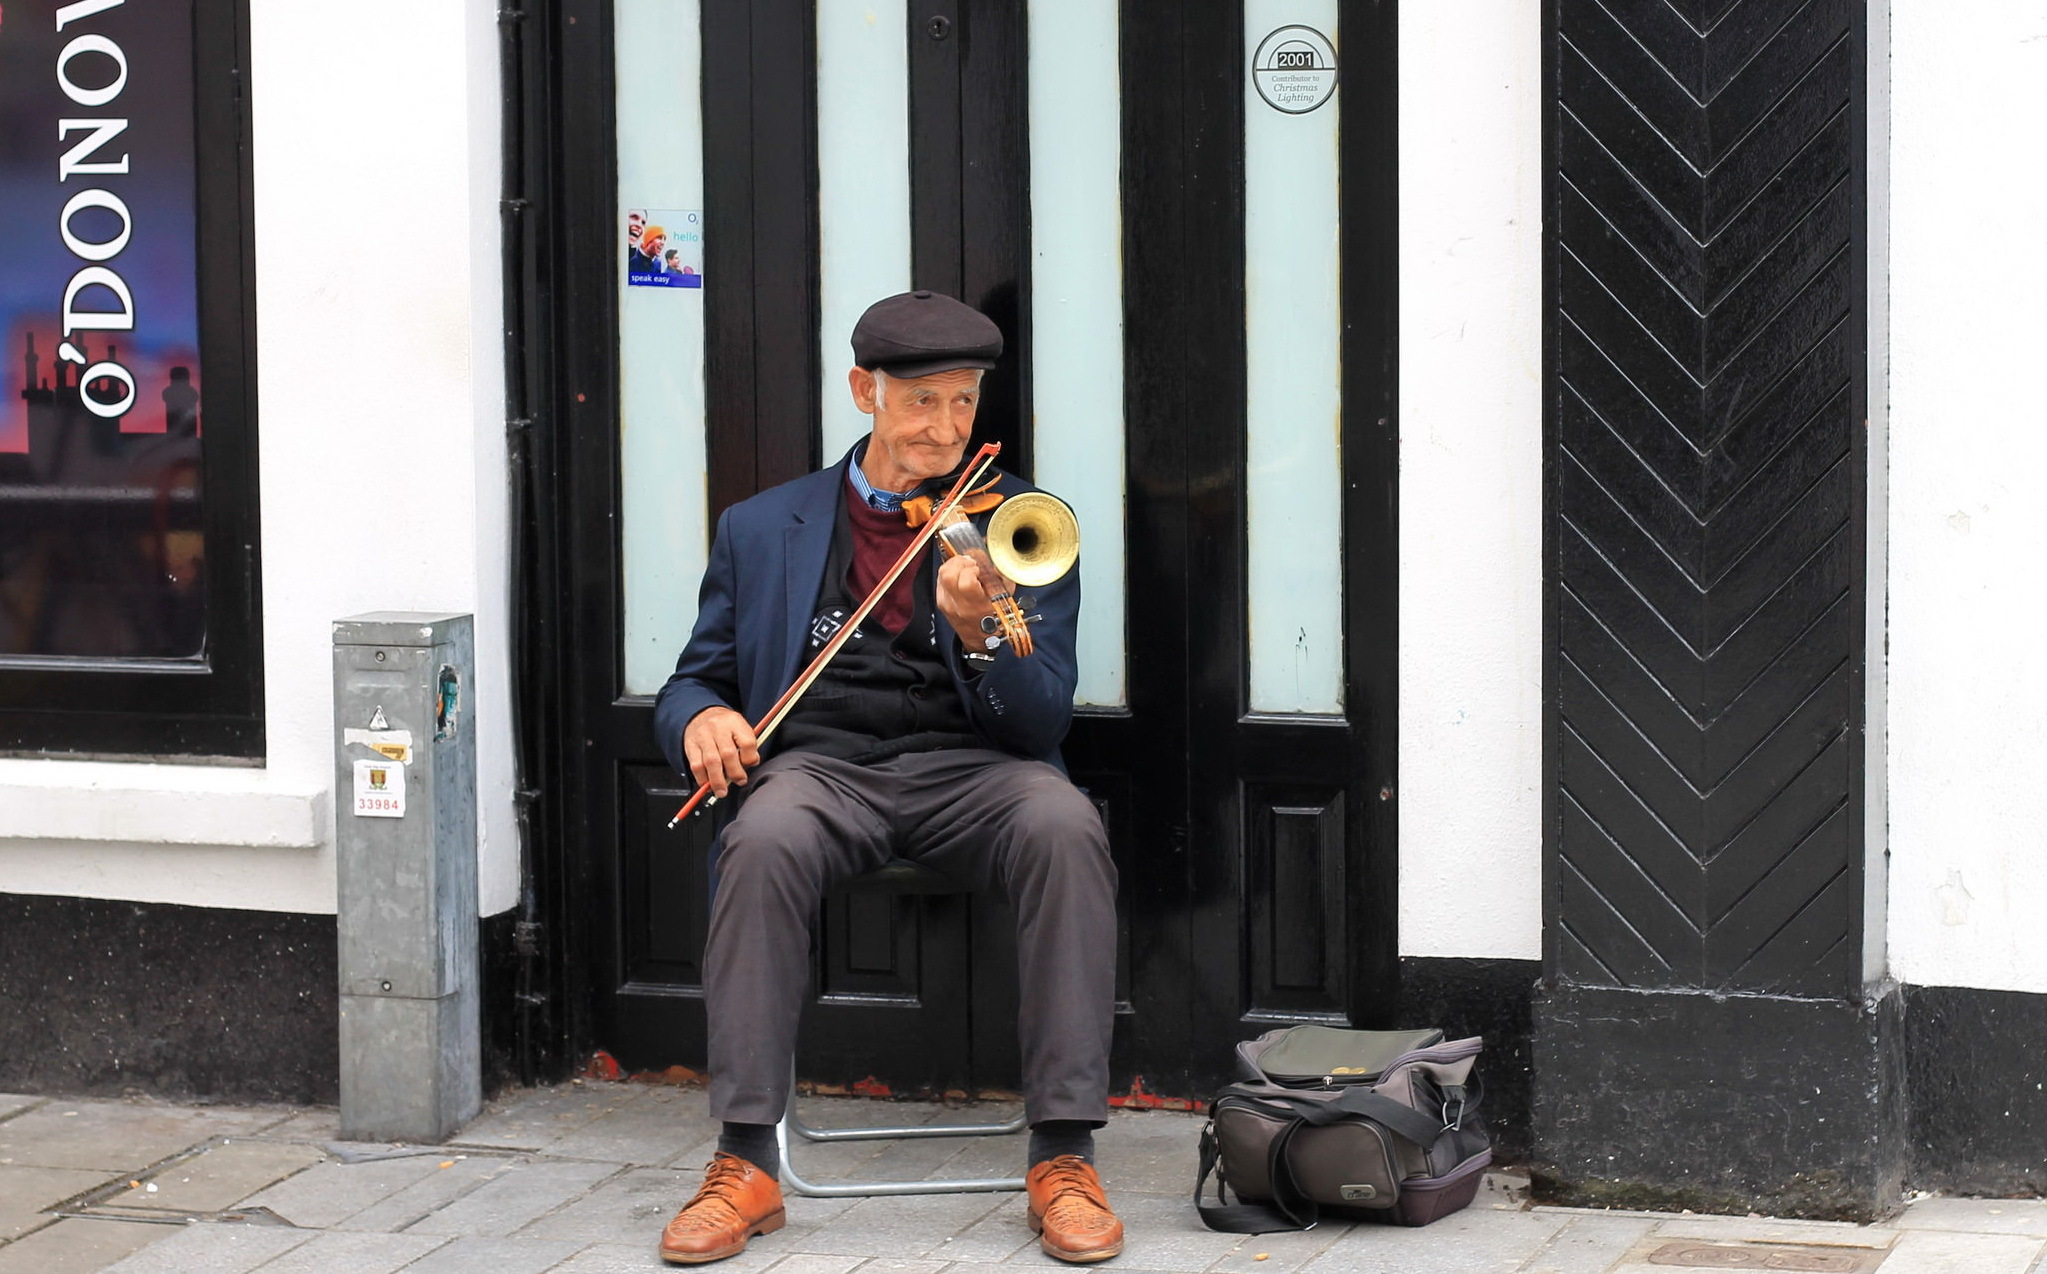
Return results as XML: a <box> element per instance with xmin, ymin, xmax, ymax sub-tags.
<box><xmin>789</xmin><ymin>1108</ymin><xmax>1027</xmax><ymax>1142</ymax></box>
<box><xmin>778</xmin><ymin>1070</ymin><xmax>1027</xmax><ymax>1197</ymax></box>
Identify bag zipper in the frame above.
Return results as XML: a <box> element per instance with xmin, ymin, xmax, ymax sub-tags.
<box><xmin>1265</xmin><ymin>1036</ymin><xmax>1483</xmax><ymax>1089</ymax></box>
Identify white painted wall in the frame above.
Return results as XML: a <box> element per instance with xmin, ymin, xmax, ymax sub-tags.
<box><xmin>1884</xmin><ymin>0</ymin><xmax>2047</xmax><ymax>994</ymax></box>
<box><xmin>0</xmin><ymin>0</ymin><xmax>514</xmax><ymax>918</ymax></box>
<box><xmin>1396</xmin><ymin>2</ymin><xmax>1545</xmax><ymax>960</ymax></box>
<box><xmin>1862</xmin><ymin>0</ymin><xmax>1891</xmax><ymax>987</ymax></box>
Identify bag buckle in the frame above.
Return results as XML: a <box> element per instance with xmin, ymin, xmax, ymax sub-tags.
<box><xmin>1442</xmin><ymin>1095</ymin><xmax>1465</xmax><ymax>1130</ymax></box>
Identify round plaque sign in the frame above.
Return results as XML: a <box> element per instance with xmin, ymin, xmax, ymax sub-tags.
<box><xmin>1251</xmin><ymin>25</ymin><xmax>1338</xmax><ymax>115</ymax></box>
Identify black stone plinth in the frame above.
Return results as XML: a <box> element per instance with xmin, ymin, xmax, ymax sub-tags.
<box><xmin>1532</xmin><ymin>983</ymin><xmax>1907</xmax><ymax>1221</ymax></box>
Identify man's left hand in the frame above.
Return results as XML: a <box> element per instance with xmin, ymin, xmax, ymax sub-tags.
<box><xmin>936</xmin><ymin>553</ymin><xmax>999</xmax><ymax>651</ymax></box>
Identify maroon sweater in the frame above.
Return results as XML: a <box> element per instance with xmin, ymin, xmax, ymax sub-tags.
<box><xmin>844</xmin><ymin>486</ymin><xmax>922</xmax><ymax>633</ymax></box>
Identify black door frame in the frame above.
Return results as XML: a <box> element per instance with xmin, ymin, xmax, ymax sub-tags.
<box><xmin>502</xmin><ymin>0</ymin><xmax>1400</xmax><ymax>1093</ymax></box>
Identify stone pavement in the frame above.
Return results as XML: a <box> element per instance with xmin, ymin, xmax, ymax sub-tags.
<box><xmin>1</xmin><ymin>1083</ymin><xmax>2043</xmax><ymax>1274</ymax></box>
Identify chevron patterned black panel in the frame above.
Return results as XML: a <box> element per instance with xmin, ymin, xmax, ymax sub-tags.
<box><xmin>1545</xmin><ymin>0</ymin><xmax>1865</xmax><ymax>996</ymax></box>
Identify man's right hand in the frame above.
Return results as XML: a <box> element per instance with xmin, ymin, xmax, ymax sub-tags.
<box><xmin>683</xmin><ymin>706</ymin><xmax>760</xmax><ymax>799</ymax></box>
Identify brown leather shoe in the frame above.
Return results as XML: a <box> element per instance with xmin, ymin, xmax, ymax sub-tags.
<box><xmin>1026</xmin><ymin>1155</ymin><xmax>1124</xmax><ymax>1263</ymax></box>
<box><xmin>659</xmin><ymin>1152</ymin><xmax>786</xmax><ymax>1264</ymax></box>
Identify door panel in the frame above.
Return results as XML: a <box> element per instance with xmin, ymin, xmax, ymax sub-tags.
<box><xmin>817</xmin><ymin>0</ymin><xmax>913</xmax><ymax>461</ymax></box>
<box><xmin>1245</xmin><ymin>786</ymin><xmax>1350</xmax><ymax>1021</ymax></box>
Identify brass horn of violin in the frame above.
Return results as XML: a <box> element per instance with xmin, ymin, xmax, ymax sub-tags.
<box><xmin>986</xmin><ymin>491</ymin><xmax>1081</xmax><ymax>587</ymax></box>
<box><xmin>933</xmin><ymin>490</ymin><xmax>1081</xmax><ymax>657</ymax></box>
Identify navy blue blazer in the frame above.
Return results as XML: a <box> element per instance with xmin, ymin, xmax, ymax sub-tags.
<box><xmin>652</xmin><ymin>446</ymin><xmax>1082</xmax><ymax>777</ymax></box>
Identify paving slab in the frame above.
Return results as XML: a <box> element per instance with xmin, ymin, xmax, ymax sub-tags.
<box><xmin>1477</xmin><ymin>1173</ymin><xmax>1534</xmax><ymax>1213</ymax></box>
<box><xmin>1877</xmin><ymin>1230</ymin><xmax>2047</xmax><ymax>1274</ymax></box>
<box><xmin>97</xmin><ymin>1220</ymin><xmax>313</xmax><ymax>1273</ymax></box>
<box><xmin>1006</xmin><ymin>1191</ymin><xmax>1242</xmax><ymax>1270</ymax></box>
<box><xmin>0</xmin><ymin>1164</ymin><xmax>118</xmax><ymax>1239</ymax></box>
<box><xmin>851</xmin><ymin>1132</ymin><xmax>1018</xmax><ymax>1191</ymax></box>
<box><xmin>538</xmin><ymin>1242</ymin><xmax>685</xmax><ymax>1272</ymax></box>
<box><xmin>1204</xmin><ymin>1221</ymin><xmax>1349</xmax><ymax>1274</ymax></box>
<box><xmin>249</xmin><ymin>1108</ymin><xmax>342</xmax><ymax>1144</ymax></box>
<box><xmin>1899</xmin><ymin>1199</ymin><xmax>2047</xmax><ymax>1237</ymax></box>
<box><xmin>0</xmin><ymin>1096</ymin><xmax>42</xmax><ymax>1123</ymax></box>
<box><xmin>1516</xmin><ymin>1213</ymin><xmax>1660</xmax><ymax>1274</ymax></box>
<box><xmin>455</xmin><ymin>1083</ymin><xmax>655</xmax><ymax>1154</ymax></box>
<box><xmin>1092</xmin><ymin>1111</ymin><xmax>1207</xmax><ymax>1196</ymax></box>
<box><xmin>396</xmin><ymin>1233</ymin><xmax>587</xmax><ymax>1273</ymax></box>
<box><xmin>544</xmin><ymin>1087</ymin><xmax>714</xmax><ymax>1167</ymax></box>
<box><xmin>240</xmin><ymin>1228</ymin><xmax>451</xmax><ymax>1273</ymax></box>
<box><xmin>926</xmin><ymin>1192</ymin><xmax>1038</xmax><ymax>1264</ymax></box>
<box><xmin>110</xmin><ymin>1139</ymin><xmax>329</xmax><ymax>1215</ymax></box>
<box><xmin>903</xmin><ymin>1135</ymin><xmax>1030</xmax><ymax>1187</ymax></box>
<box><xmin>1645</xmin><ymin>1213</ymin><xmax>1896</xmax><ymax>1248</ymax></box>
<box><xmin>854</xmin><ymin>1260</ymin><xmax>954</xmax><ymax>1274</ymax></box>
<box><xmin>0</xmin><ymin>1100</ymin><xmax>285</xmax><ymax>1174</ymax></box>
<box><xmin>334</xmin><ymin>1155</ymin><xmax>520</xmax><ymax>1233</ymax></box>
<box><xmin>772</xmin><ymin>1190</ymin><xmax>1009</xmax><ymax>1260</ymax></box>
<box><xmin>780</xmin><ymin>1135</ymin><xmax>918</xmax><ymax>1185</ymax></box>
<box><xmin>0</xmin><ymin>1217</ymin><xmax>169</xmax><ymax>1274</ymax></box>
<box><xmin>1088</xmin><ymin>1139</ymin><xmax>1188</xmax><ymax>1197</ymax></box>
<box><xmin>756</xmin><ymin>1188</ymin><xmax>869</xmax><ymax>1255</ymax></box>
<box><xmin>235</xmin><ymin>1153</ymin><xmax>474</xmax><ymax>1229</ymax></box>
<box><xmin>781</xmin><ymin>1100</ymin><xmax>970</xmax><ymax>1185</ymax></box>
<box><xmin>402</xmin><ymin>1158</ymin><xmax>623</xmax><ymax>1237</ymax></box>
<box><xmin>514</xmin><ymin>1166</ymin><xmax>696</xmax><ymax>1244</ymax></box>
<box><xmin>1303</xmin><ymin>1208</ymin><xmax>1573</xmax><ymax>1274</ymax></box>
<box><xmin>550</xmin><ymin>1234</ymin><xmax>791</xmax><ymax>1274</ymax></box>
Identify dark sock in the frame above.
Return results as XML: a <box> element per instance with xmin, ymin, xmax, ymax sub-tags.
<box><xmin>717</xmin><ymin>1121</ymin><xmax>780</xmax><ymax>1177</ymax></box>
<box><xmin>1028</xmin><ymin>1119</ymin><xmax>1097</xmax><ymax>1168</ymax></box>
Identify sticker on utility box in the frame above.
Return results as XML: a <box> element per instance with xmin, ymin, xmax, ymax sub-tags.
<box><xmin>353</xmin><ymin>758</ymin><xmax>406</xmax><ymax>818</ymax></box>
<box><xmin>343</xmin><ymin>727</ymin><xmax>413</xmax><ymax>764</ymax></box>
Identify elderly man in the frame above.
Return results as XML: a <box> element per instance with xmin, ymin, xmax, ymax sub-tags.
<box><xmin>651</xmin><ymin>291</ymin><xmax>1123</xmax><ymax>1265</ymax></box>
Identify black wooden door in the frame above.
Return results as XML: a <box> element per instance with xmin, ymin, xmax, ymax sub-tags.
<box><xmin>536</xmin><ymin>0</ymin><xmax>1400</xmax><ymax>1101</ymax></box>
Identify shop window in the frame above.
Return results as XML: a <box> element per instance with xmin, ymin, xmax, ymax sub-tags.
<box><xmin>0</xmin><ymin>0</ymin><xmax>261</xmax><ymax>757</ymax></box>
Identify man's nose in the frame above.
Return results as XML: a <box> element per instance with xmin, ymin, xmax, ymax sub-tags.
<box><xmin>936</xmin><ymin>401</ymin><xmax>973</xmax><ymax>436</ymax></box>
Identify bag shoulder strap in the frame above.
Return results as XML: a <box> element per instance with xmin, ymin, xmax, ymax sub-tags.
<box><xmin>1194</xmin><ymin>1113</ymin><xmax>1318</xmax><ymax>1235</ymax></box>
<box><xmin>1220</xmin><ymin>1082</ymin><xmax>1450</xmax><ymax>1150</ymax></box>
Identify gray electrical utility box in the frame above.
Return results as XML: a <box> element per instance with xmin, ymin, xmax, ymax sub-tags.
<box><xmin>332</xmin><ymin>611</ymin><xmax>480</xmax><ymax>1142</ymax></box>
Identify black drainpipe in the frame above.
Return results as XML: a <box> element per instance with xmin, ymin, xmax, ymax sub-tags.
<box><xmin>497</xmin><ymin>0</ymin><xmax>555</xmax><ymax>1086</ymax></box>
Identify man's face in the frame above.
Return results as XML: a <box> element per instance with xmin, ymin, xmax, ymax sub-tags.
<box><xmin>852</xmin><ymin>367</ymin><xmax>983</xmax><ymax>487</ymax></box>
<box><xmin>642</xmin><ymin>230</ymin><xmax>665</xmax><ymax>257</ymax></box>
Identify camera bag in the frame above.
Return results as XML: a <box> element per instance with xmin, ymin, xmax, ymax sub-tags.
<box><xmin>1195</xmin><ymin>1025</ymin><xmax>1491</xmax><ymax>1233</ymax></box>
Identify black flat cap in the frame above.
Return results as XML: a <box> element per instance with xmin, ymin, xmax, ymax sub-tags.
<box><xmin>851</xmin><ymin>290</ymin><xmax>1003</xmax><ymax>377</ymax></box>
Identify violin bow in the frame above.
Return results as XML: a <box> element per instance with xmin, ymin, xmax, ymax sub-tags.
<box><xmin>666</xmin><ymin>441</ymin><xmax>1004</xmax><ymax>828</ymax></box>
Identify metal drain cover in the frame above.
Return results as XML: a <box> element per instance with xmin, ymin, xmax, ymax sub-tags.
<box><xmin>1646</xmin><ymin>1241</ymin><xmax>1888</xmax><ymax>1272</ymax></box>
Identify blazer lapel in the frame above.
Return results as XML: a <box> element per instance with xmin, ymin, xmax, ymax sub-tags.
<box><xmin>781</xmin><ymin>502</ymin><xmax>835</xmax><ymax>692</ymax></box>
<box><xmin>776</xmin><ymin>445</ymin><xmax>865</xmax><ymax>691</ymax></box>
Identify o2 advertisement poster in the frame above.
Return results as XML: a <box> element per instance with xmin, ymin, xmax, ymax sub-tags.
<box><xmin>625</xmin><ymin>209</ymin><xmax>703</xmax><ymax>289</ymax></box>
<box><xmin>0</xmin><ymin>0</ymin><xmax>211</xmax><ymax>658</ymax></box>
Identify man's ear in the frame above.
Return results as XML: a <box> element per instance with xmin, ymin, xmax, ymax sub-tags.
<box><xmin>848</xmin><ymin>366</ymin><xmax>879</xmax><ymax>415</ymax></box>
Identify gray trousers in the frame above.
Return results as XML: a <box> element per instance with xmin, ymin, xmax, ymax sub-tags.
<box><xmin>704</xmin><ymin>748</ymin><xmax>1118</xmax><ymax>1128</ymax></box>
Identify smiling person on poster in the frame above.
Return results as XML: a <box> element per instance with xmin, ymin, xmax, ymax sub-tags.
<box><xmin>650</xmin><ymin>291</ymin><xmax>1123</xmax><ymax>1266</ymax></box>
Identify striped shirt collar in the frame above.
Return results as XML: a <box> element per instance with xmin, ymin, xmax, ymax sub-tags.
<box><xmin>845</xmin><ymin>439</ymin><xmax>917</xmax><ymax>513</ymax></box>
